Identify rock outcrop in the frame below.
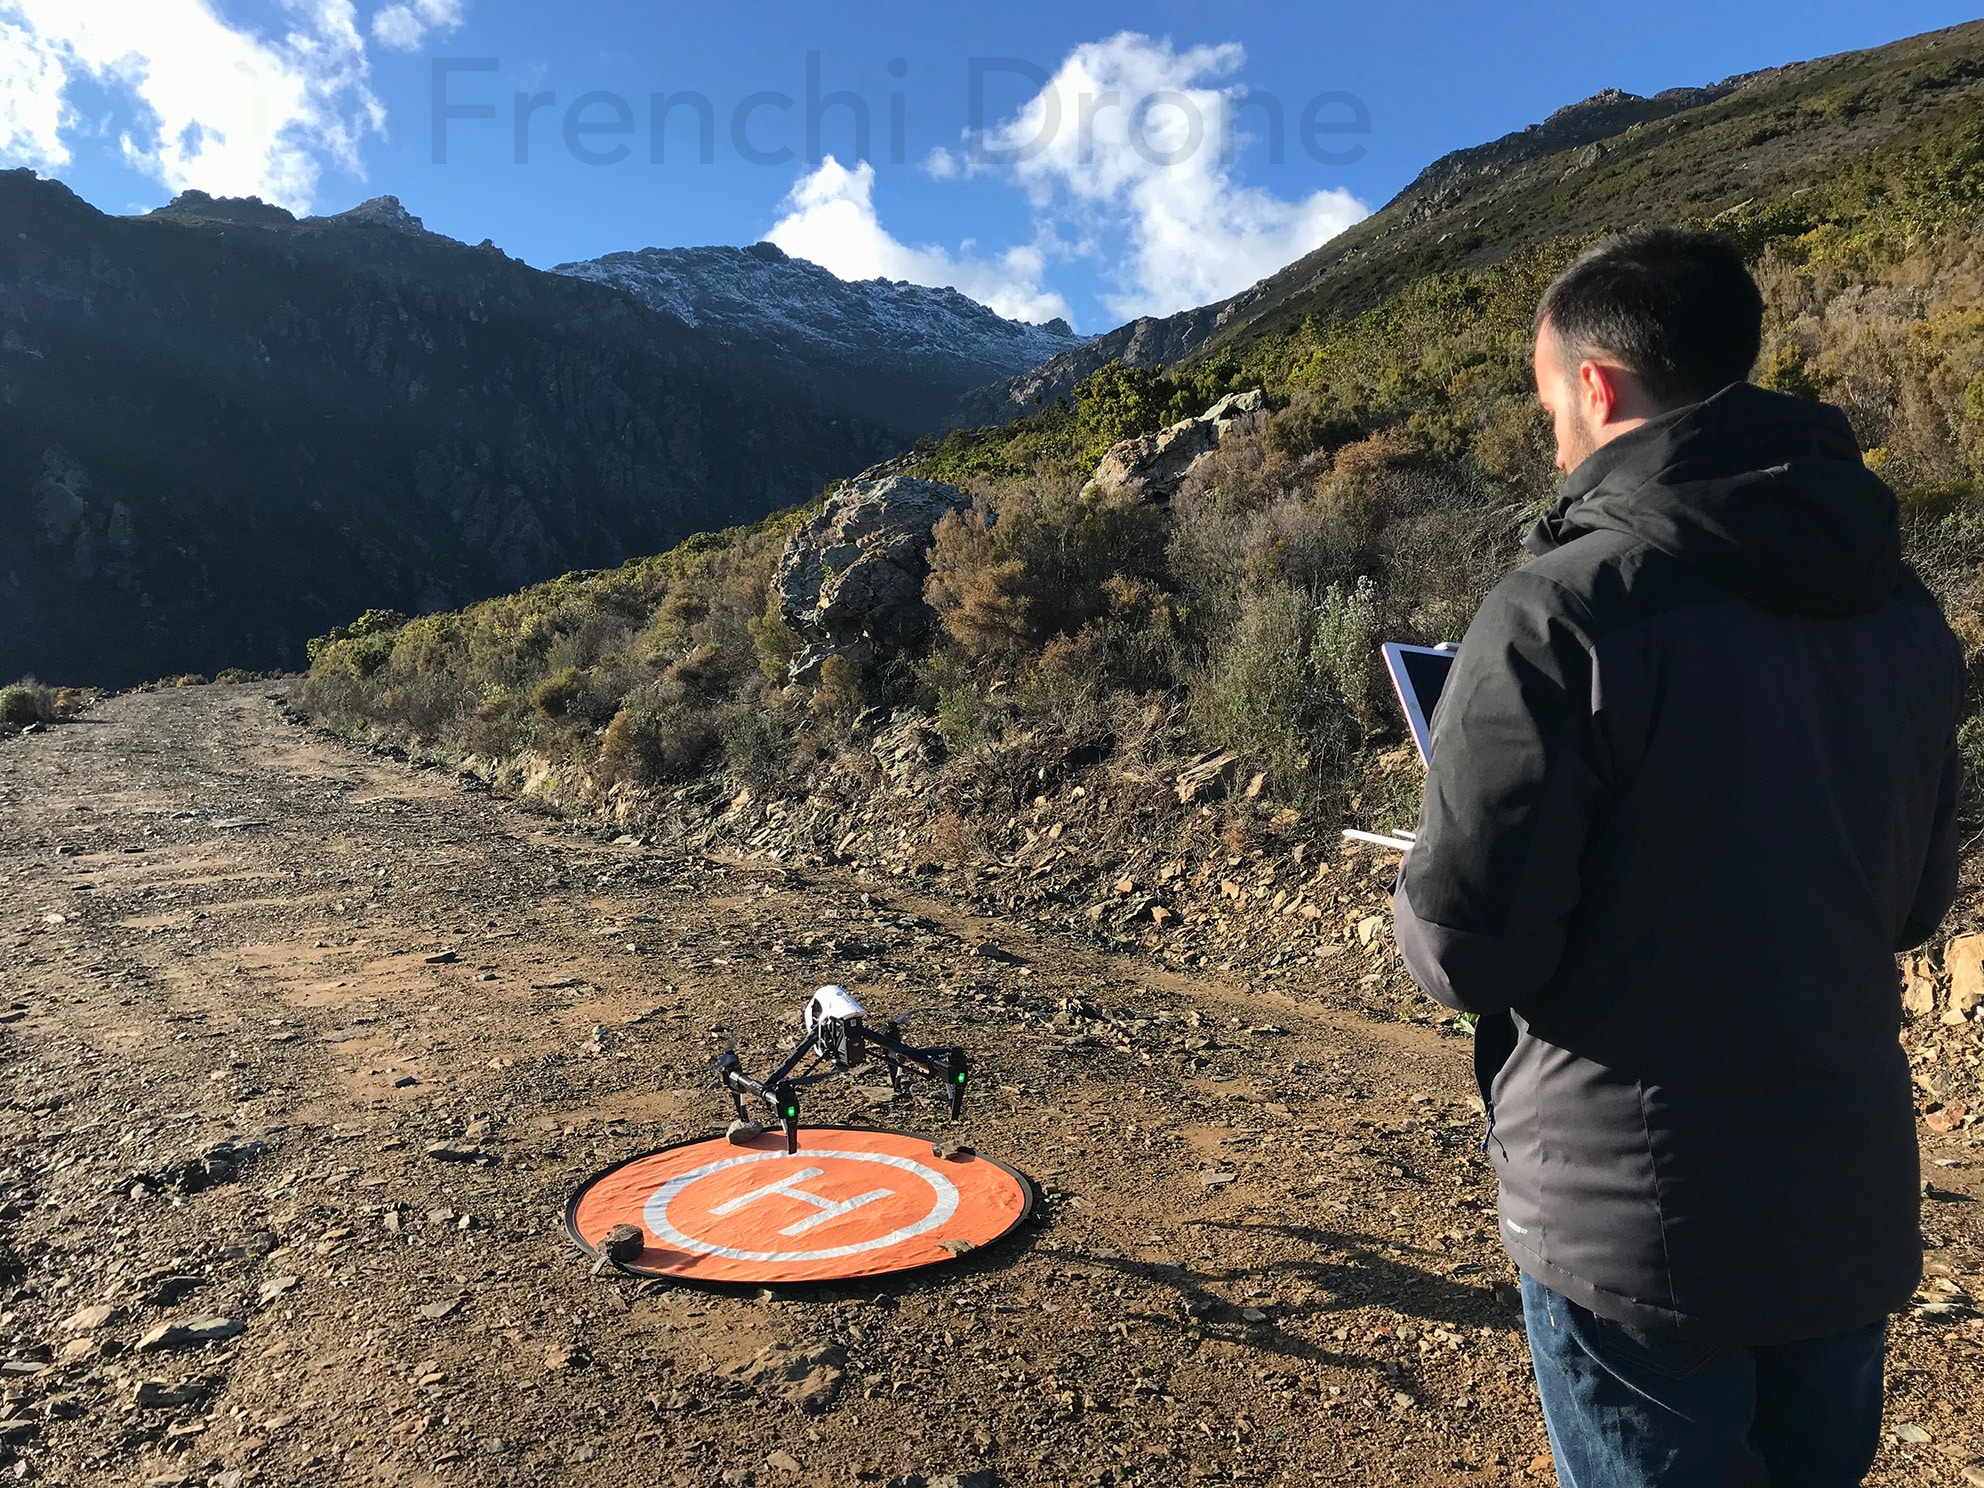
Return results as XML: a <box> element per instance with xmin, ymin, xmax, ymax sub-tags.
<box><xmin>1082</xmin><ymin>389</ymin><xmax>1266</xmax><ymax>504</ymax></box>
<box><xmin>328</xmin><ymin>194</ymin><xmax>435</xmax><ymax>236</ymax></box>
<box><xmin>948</xmin><ymin>304</ymin><xmax>1233</xmax><ymax>430</ymax></box>
<box><xmin>774</xmin><ymin>474</ymin><xmax>970</xmax><ymax>682</ymax></box>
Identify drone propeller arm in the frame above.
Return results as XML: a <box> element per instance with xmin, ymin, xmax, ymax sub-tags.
<box><xmin>763</xmin><ymin>1033</ymin><xmax>826</xmax><ymax>1088</ymax></box>
<box><xmin>865</xmin><ymin>1026</ymin><xmax>970</xmax><ymax>1117</ymax></box>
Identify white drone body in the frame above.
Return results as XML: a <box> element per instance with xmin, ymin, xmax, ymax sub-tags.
<box><xmin>805</xmin><ymin>984</ymin><xmax>866</xmax><ymax>1033</ymax></box>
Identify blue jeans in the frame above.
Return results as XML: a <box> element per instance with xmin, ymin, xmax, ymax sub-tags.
<box><xmin>1520</xmin><ymin>1273</ymin><xmax>1886</xmax><ymax>1488</ymax></box>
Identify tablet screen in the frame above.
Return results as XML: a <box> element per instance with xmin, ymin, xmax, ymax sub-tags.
<box><xmin>1382</xmin><ymin>643</ymin><xmax>1456</xmax><ymax>767</ymax></box>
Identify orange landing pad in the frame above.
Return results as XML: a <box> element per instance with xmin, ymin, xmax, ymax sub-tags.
<box><xmin>565</xmin><ymin>1128</ymin><xmax>1034</xmax><ymax>1285</ymax></box>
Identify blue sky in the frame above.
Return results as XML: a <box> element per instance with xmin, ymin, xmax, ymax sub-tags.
<box><xmin>3</xmin><ymin>2</ymin><xmax>1976</xmax><ymax>331</ymax></box>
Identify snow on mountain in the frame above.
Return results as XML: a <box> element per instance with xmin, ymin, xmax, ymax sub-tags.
<box><xmin>554</xmin><ymin>241</ymin><xmax>1086</xmax><ymax>438</ymax></box>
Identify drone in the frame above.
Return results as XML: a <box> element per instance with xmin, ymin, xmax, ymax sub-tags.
<box><xmin>713</xmin><ymin>986</ymin><xmax>970</xmax><ymax>1153</ymax></box>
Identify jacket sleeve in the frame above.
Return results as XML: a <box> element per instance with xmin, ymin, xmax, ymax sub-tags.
<box><xmin>1897</xmin><ymin>720</ymin><xmax>1962</xmax><ymax>952</ymax></box>
<box><xmin>1392</xmin><ymin>569</ymin><xmax>1606</xmax><ymax>1014</ymax></box>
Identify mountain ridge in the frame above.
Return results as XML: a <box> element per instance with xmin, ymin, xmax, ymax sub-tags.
<box><xmin>555</xmin><ymin>241</ymin><xmax>1084</xmax><ymax>438</ymax></box>
<box><xmin>0</xmin><ymin>172</ymin><xmax>899</xmax><ymax>686</ymax></box>
<box><xmin>0</xmin><ymin>175</ymin><xmax>1102</xmax><ymax>686</ymax></box>
<box><xmin>948</xmin><ymin>77</ymin><xmax>1749</xmax><ymax>425</ymax></box>
<box><xmin>952</xmin><ymin>21</ymin><xmax>1984</xmax><ymax>422</ymax></box>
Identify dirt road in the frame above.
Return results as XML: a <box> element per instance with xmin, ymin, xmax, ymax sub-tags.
<box><xmin>0</xmin><ymin>687</ymin><xmax>1977</xmax><ymax>1487</ymax></box>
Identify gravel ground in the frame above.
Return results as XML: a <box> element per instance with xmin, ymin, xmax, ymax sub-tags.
<box><xmin>0</xmin><ymin>686</ymin><xmax>1977</xmax><ymax>1488</ymax></box>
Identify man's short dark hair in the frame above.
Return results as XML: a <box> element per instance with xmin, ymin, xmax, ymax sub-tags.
<box><xmin>1534</xmin><ymin>228</ymin><xmax>1764</xmax><ymax>405</ymax></box>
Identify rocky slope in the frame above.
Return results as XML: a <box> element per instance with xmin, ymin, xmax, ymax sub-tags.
<box><xmin>954</xmin><ymin>19</ymin><xmax>1984</xmax><ymax>422</ymax></box>
<box><xmin>0</xmin><ymin>179</ymin><xmax>899</xmax><ymax>687</ymax></box>
<box><xmin>951</xmin><ymin>302</ymin><xmax>1247</xmax><ymax>430</ymax></box>
<box><xmin>557</xmin><ymin>242</ymin><xmax>1084</xmax><ymax>439</ymax></box>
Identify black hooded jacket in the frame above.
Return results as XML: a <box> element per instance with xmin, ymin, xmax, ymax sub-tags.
<box><xmin>1393</xmin><ymin>382</ymin><xmax>1965</xmax><ymax>1344</ymax></box>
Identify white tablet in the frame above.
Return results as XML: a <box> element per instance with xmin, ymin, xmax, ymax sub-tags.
<box><xmin>1383</xmin><ymin>642</ymin><xmax>1458</xmax><ymax>767</ymax></box>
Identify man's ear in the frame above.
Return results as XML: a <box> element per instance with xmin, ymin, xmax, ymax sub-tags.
<box><xmin>1577</xmin><ymin>358</ymin><xmax>1626</xmax><ymax>426</ymax></box>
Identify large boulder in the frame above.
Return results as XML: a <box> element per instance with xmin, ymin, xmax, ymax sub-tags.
<box><xmin>1082</xmin><ymin>388</ymin><xmax>1265</xmax><ymax>505</ymax></box>
<box><xmin>774</xmin><ymin>473</ymin><xmax>969</xmax><ymax>682</ymax></box>
<box><xmin>1944</xmin><ymin>933</ymin><xmax>1984</xmax><ymax>1019</ymax></box>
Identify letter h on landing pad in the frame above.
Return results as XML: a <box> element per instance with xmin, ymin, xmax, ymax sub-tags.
<box><xmin>708</xmin><ymin>1167</ymin><xmax>895</xmax><ymax>1237</ymax></box>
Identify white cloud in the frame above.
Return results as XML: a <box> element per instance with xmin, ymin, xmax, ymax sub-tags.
<box><xmin>371</xmin><ymin>0</ymin><xmax>462</xmax><ymax>52</ymax></box>
<box><xmin>0</xmin><ymin>0</ymin><xmax>403</xmax><ymax>212</ymax></box>
<box><xmin>767</xmin><ymin>156</ymin><xmax>1074</xmax><ymax>327</ymax></box>
<box><xmin>977</xmin><ymin>32</ymin><xmax>1369</xmax><ymax>322</ymax></box>
<box><xmin>786</xmin><ymin>33</ymin><xmax>1368</xmax><ymax>331</ymax></box>
<box><xmin>921</xmin><ymin>144</ymin><xmax>960</xmax><ymax>182</ymax></box>
<box><xmin>0</xmin><ymin>16</ymin><xmax>68</xmax><ymax>169</ymax></box>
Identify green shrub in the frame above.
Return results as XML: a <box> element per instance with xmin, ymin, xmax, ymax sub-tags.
<box><xmin>720</xmin><ymin>707</ymin><xmax>789</xmax><ymax>785</ymax></box>
<box><xmin>1191</xmin><ymin>585</ymin><xmax>1334</xmax><ymax>794</ymax></box>
<box><xmin>598</xmin><ymin>688</ymin><xmax>722</xmax><ymax>785</ymax></box>
<box><xmin>916</xmin><ymin>650</ymin><xmax>999</xmax><ymax>755</ymax></box>
<box><xmin>810</xmin><ymin>654</ymin><xmax>866</xmax><ymax>727</ymax></box>
<box><xmin>1313</xmin><ymin>577</ymin><xmax>1383</xmax><ymax>727</ymax></box>
<box><xmin>1757</xmin><ymin>340</ymin><xmax>1821</xmax><ymax>399</ymax></box>
<box><xmin>748</xmin><ymin>592</ymin><xmax>803</xmax><ymax>684</ymax></box>
<box><xmin>0</xmin><ymin>682</ymin><xmax>55</xmax><ymax>727</ymax></box>
<box><xmin>1960</xmin><ymin>712</ymin><xmax>1984</xmax><ymax>814</ymax></box>
<box><xmin>306</xmin><ymin>608</ymin><xmax>408</xmax><ymax>666</ymax></box>
<box><xmin>1187</xmin><ymin>576</ymin><xmax>1390</xmax><ymax>797</ymax></box>
<box><xmin>531</xmin><ymin>666</ymin><xmax>622</xmax><ymax>727</ymax></box>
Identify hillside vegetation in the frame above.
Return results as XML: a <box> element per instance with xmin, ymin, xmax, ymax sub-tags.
<box><xmin>959</xmin><ymin>20</ymin><xmax>1984</xmax><ymax>419</ymax></box>
<box><xmin>303</xmin><ymin>23</ymin><xmax>1984</xmax><ymax>876</ymax></box>
<box><xmin>305</xmin><ymin>23</ymin><xmax>1984</xmax><ymax>821</ymax></box>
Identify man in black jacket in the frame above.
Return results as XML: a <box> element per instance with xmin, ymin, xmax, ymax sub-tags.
<box><xmin>1393</xmin><ymin>229</ymin><xmax>1965</xmax><ymax>1487</ymax></box>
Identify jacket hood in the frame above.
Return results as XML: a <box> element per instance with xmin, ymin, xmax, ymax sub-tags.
<box><xmin>1525</xmin><ymin>383</ymin><xmax>1899</xmax><ymax>617</ymax></box>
